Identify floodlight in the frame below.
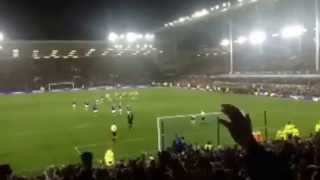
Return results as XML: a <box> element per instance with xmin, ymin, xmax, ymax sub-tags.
<box><xmin>13</xmin><ymin>49</ymin><xmax>19</xmax><ymax>58</ymax></box>
<box><xmin>220</xmin><ymin>39</ymin><xmax>230</xmax><ymax>47</ymax></box>
<box><xmin>249</xmin><ymin>31</ymin><xmax>266</xmax><ymax>45</ymax></box>
<box><xmin>192</xmin><ymin>9</ymin><xmax>209</xmax><ymax>18</ymax></box>
<box><xmin>0</xmin><ymin>32</ymin><xmax>3</xmax><ymax>41</ymax></box>
<box><xmin>145</xmin><ymin>34</ymin><xmax>155</xmax><ymax>41</ymax></box>
<box><xmin>216</xmin><ymin>5</ymin><xmax>220</xmax><ymax>9</ymax></box>
<box><xmin>272</xmin><ymin>33</ymin><xmax>280</xmax><ymax>37</ymax></box>
<box><xmin>280</xmin><ymin>25</ymin><xmax>307</xmax><ymax>39</ymax></box>
<box><xmin>235</xmin><ymin>36</ymin><xmax>247</xmax><ymax>44</ymax></box>
<box><xmin>222</xmin><ymin>3</ymin><xmax>227</xmax><ymax>7</ymax></box>
<box><xmin>126</xmin><ymin>32</ymin><xmax>138</xmax><ymax>43</ymax></box>
<box><xmin>108</xmin><ymin>32</ymin><xmax>119</xmax><ymax>42</ymax></box>
<box><xmin>120</xmin><ymin>34</ymin><xmax>125</xmax><ymax>39</ymax></box>
<box><xmin>0</xmin><ymin>46</ymin><xmax>3</xmax><ymax>50</ymax></box>
<box><xmin>238</xmin><ymin>0</ymin><xmax>243</xmax><ymax>2</ymax></box>
<box><xmin>179</xmin><ymin>17</ymin><xmax>186</xmax><ymax>23</ymax></box>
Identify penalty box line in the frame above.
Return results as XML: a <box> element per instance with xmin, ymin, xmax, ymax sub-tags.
<box><xmin>73</xmin><ymin>137</ymin><xmax>152</xmax><ymax>155</ymax></box>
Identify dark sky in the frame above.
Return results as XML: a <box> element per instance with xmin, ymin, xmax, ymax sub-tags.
<box><xmin>0</xmin><ymin>0</ymin><xmax>224</xmax><ymax>40</ymax></box>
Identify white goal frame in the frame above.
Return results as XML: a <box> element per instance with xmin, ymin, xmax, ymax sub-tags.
<box><xmin>156</xmin><ymin>112</ymin><xmax>222</xmax><ymax>152</ymax></box>
<box><xmin>48</xmin><ymin>82</ymin><xmax>75</xmax><ymax>91</ymax></box>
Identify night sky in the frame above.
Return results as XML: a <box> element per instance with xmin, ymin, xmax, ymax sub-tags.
<box><xmin>0</xmin><ymin>0</ymin><xmax>225</xmax><ymax>40</ymax></box>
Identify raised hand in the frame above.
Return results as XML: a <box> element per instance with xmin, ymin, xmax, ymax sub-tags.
<box><xmin>218</xmin><ymin>104</ymin><xmax>257</xmax><ymax>149</ymax></box>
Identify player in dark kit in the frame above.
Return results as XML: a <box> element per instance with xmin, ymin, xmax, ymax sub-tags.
<box><xmin>93</xmin><ymin>103</ymin><xmax>99</xmax><ymax>113</ymax></box>
<box><xmin>111</xmin><ymin>104</ymin><xmax>116</xmax><ymax>114</ymax></box>
<box><xmin>127</xmin><ymin>111</ymin><xmax>134</xmax><ymax>129</ymax></box>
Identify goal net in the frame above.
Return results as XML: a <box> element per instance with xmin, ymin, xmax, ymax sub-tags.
<box><xmin>157</xmin><ymin>112</ymin><xmax>233</xmax><ymax>151</ymax></box>
<box><xmin>48</xmin><ymin>82</ymin><xmax>75</xmax><ymax>92</ymax></box>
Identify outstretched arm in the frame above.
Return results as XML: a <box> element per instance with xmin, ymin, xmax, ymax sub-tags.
<box><xmin>219</xmin><ymin>104</ymin><xmax>292</xmax><ymax>180</ymax></box>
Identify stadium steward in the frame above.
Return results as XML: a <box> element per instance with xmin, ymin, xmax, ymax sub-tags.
<box><xmin>315</xmin><ymin>121</ymin><xmax>320</xmax><ymax>133</ymax></box>
<box><xmin>204</xmin><ymin>141</ymin><xmax>213</xmax><ymax>151</ymax></box>
<box><xmin>104</xmin><ymin>149</ymin><xmax>115</xmax><ymax>167</ymax></box>
<box><xmin>276</xmin><ymin>121</ymin><xmax>300</xmax><ymax>140</ymax></box>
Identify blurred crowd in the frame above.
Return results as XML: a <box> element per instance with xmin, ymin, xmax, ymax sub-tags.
<box><xmin>2</xmin><ymin>104</ymin><xmax>320</xmax><ymax>180</ymax></box>
<box><xmin>173</xmin><ymin>75</ymin><xmax>320</xmax><ymax>97</ymax></box>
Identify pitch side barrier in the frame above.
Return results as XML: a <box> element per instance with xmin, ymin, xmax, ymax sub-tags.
<box><xmin>0</xmin><ymin>85</ymin><xmax>150</xmax><ymax>96</ymax></box>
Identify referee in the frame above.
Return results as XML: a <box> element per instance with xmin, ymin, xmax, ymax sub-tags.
<box><xmin>110</xmin><ymin>123</ymin><xmax>118</xmax><ymax>142</ymax></box>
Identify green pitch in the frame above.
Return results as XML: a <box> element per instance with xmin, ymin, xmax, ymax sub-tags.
<box><xmin>0</xmin><ymin>87</ymin><xmax>320</xmax><ymax>175</ymax></box>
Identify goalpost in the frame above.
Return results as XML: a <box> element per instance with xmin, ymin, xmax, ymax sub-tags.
<box><xmin>48</xmin><ymin>82</ymin><xmax>75</xmax><ymax>92</ymax></box>
<box><xmin>157</xmin><ymin>112</ymin><xmax>224</xmax><ymax>152</ymax></box>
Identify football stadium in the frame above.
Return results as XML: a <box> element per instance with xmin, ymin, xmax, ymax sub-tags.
<box><xmin>1</xmin><ymin>0</ymin><xmax>320</xmax><ymax>179</ymax></box>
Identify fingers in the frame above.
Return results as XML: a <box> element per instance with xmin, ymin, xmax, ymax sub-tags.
<box><xmin>218</xmin><ymin>117</ymin><xmax>231</xmax><ymax>129</ymax></box>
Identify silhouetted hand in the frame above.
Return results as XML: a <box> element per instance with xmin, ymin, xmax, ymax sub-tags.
<box><xmin>218</xmin><ymin>104</ymin><xmax>257</xmax><ymax>149</ymax></box>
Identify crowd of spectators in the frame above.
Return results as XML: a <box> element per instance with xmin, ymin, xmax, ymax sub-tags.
<box><xmin>2</xmin><ymin>104</ymin><xmax>320</xmax><ymax>180</ymax></box>
<box><xmin>172</xmin><ymin>75</ymin><xmax>320</xmax><ymax>98</ymax></box>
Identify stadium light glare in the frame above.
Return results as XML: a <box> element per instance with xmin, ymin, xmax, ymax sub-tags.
<box><xmin>192</xmin><ymin>9</ymin><xmax>209</xmax><ymax>18</ymax></box>
<box><xmin>238</xmin><ymin>0</ymin><xmax>243</xmax><ymax>2</ymax></box>
<box><xmin>145</xmin><ymin>34</ymin><xmax>155</xmax><ymax>41</ymax></box>
<box><xmin>220</xmin><ymin>39</ymin><xmax>230</xmax><ymax>47</ymax></box>
<box><xmin>249</xmin><ymin>31</ymin><xmax>267</xmax><ymax>45</ymax></box>
<box><xmin>179</xmin><ymin>17</ymin><xmax>186</xmax><ymax>23</ymax></box>
<box><xmin>0</xmin><ymin>46</ymin><xmax>3</xmax><ymax>50</ymax></box>
<box><xmin>108</xmin><ymin>32</ymin><xmax>119</xmax><ymax>42</ymax></box>
<box><xmin>12</xmin><ymin>49</ymin><xmax>19</xmax><ymax>58</ymax></box>
<box><xmin>235</xmin><ymin>36</ymin><xmax>248</xmax><ymax>44</ymax></box>
<box><xmin>0</xmin><ymin>32</ymin><xmax>3</xmax><ymax>41</ymax></box>
<box><xmin>126</xmin><ymin>32</ymin><xmax>138</xmax><ymax>43</ymax></box>
<box><xmin>280</xmin><ymin>25</ymin><xmax>307</xmax><ymax>39</ymax></box>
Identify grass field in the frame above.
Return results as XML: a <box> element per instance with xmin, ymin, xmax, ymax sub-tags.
<box><xmin>1</xmin><ymin>87</ymin><xmax>320</xmax><ymax>175</ymax></box>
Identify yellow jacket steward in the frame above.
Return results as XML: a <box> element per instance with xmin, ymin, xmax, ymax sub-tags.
<box><xmin>104</xmin><ymin>149</ymin><xmax>115</xmax><ymax>167</ymax></box>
